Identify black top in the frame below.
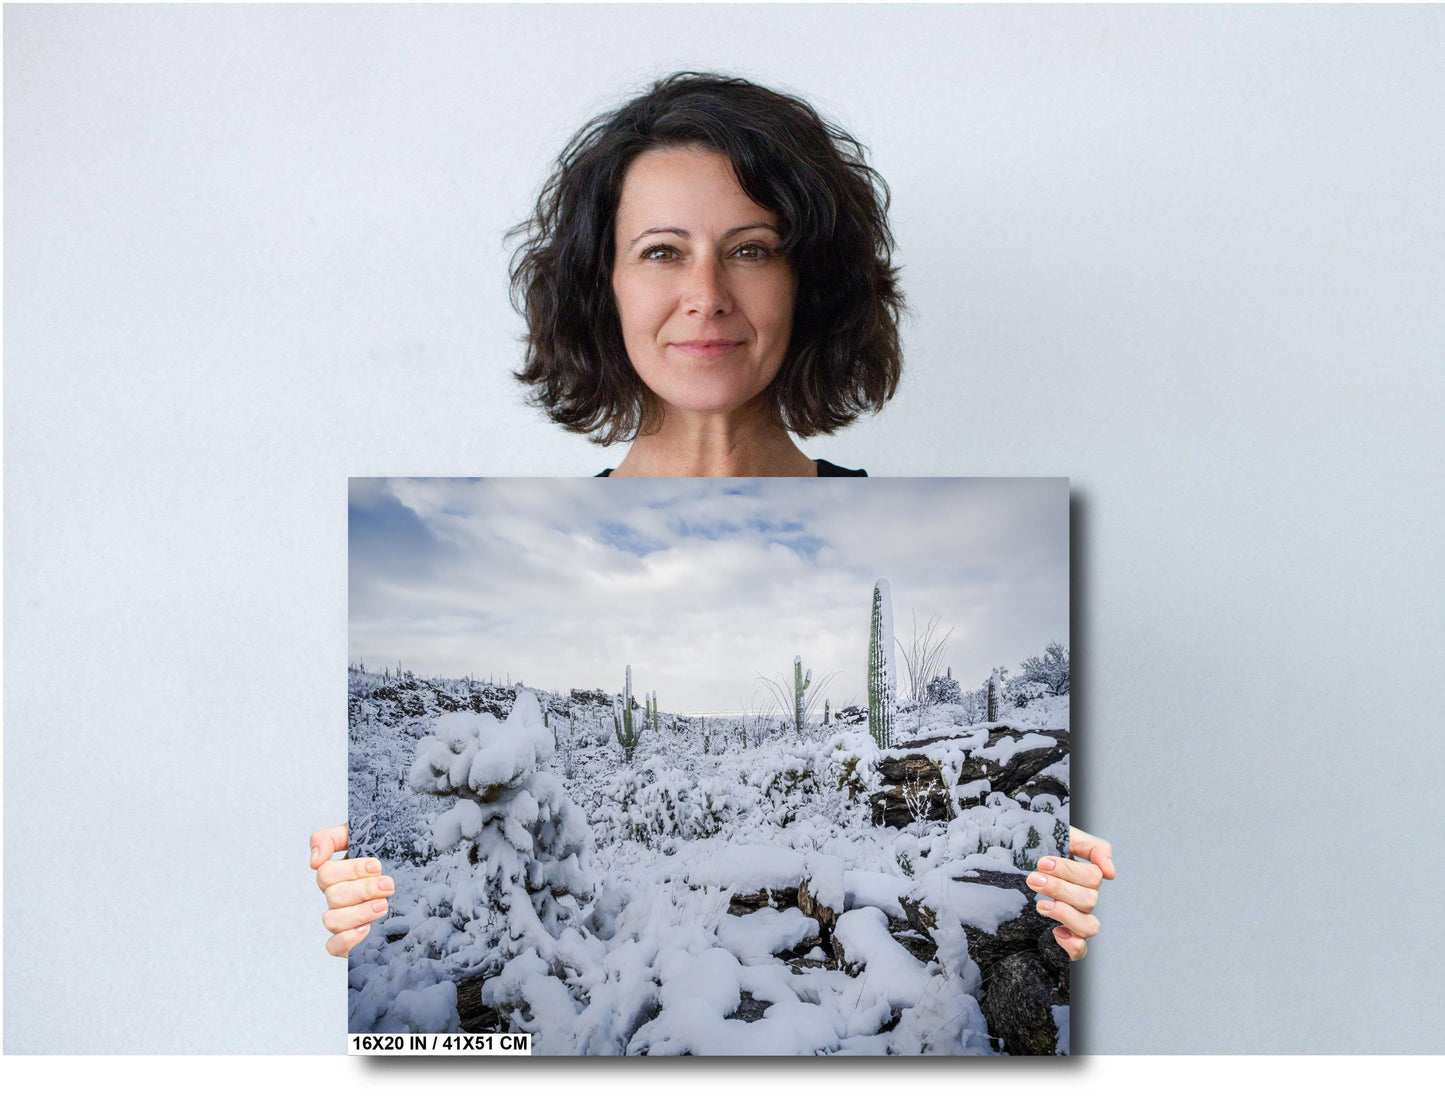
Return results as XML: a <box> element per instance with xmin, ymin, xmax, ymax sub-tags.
<box><xmin>596</xmin><ymin>458</ymin><xmax>866</xmax><ymax>478</ymax></box>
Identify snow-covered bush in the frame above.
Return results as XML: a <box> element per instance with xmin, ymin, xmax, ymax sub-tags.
<box><xmin>1003</xmin><ymin>673</ymin><xmax>1049</xmax><ymax>709</ymax></box>
<box><xmin>926</xmin><ymin>671</ymin><xmax>963</xmax><ymax>706</ymax></box>
<box><xmin>1018</xmin><ymin>641</ymin><xmax>1070</xmax><ymax>696</ymax></box>
<box><xmin>349</xmin><ymin>692</ymin><xmax>595</xmax><ymax>1032</ymax></box>
<box><xmin>758</xmin><ymin>751</ymin><xmax>821</xmax><ymax>825</ymax></box>
<box><xmin>597</xmin><ymin>761</ymin><xmax>697</xmax><ymax>846</ymax></box>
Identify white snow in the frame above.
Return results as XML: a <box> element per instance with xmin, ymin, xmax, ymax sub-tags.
<box><xmin>832</xmin><ymin>907</ymin><xmax>934</xmax><ymax>1011</ymax></box>
<box><xmin>909</xmin><ymin>865</ymin><xmax>1028</xmax><ymax>935</ymax></box>
<box><xmin>349</xmin><ymin>668</ymin><xmax>1070</xmax><ymax>1055</ymax></box>
<box><xmin>716</xmin><ymin>907</ymin><xmax>819</xmax><ymax>963</ymax></box>
<box><xmin>686</xmin><ymin>845</ymin><xmax>806</xmax><ymax>894</ymax></box>
<box><xmin>842</xmin><ymin>870</ymin><xmax>911</xmax><ymax>920</ymax></box>
<box><xmin>976</xmin><ymin>731</ymin><xmax>1058</xmax><ymax>768</ymax></box>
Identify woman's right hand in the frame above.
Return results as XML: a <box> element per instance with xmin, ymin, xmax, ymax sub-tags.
<box><xmin>311</xmin><ymin>824</ymin><xmax>395</xmax><ymax>957</ymax></box>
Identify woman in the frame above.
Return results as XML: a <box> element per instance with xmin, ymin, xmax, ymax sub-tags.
<box><xmin>314</xmin><ymin>72</ymin><xmax>1114</xmax><ymax>963</ymax></box>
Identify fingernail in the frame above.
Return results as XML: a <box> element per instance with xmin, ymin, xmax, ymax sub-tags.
<box><xmin>311</xmin><ymin>846</ymin><xmax>320</xmax><ymax>863</ymax></box>
<box><xmin>1054</xmin><ymin>926</ymin><xmax>1071</xmax><ymax>940</ymax></box>
<box><xmin>1028</xmin><ymin>873</ymin><xmax>1048</xmax><ymax>890</ymax></box>
<box><xmin>355</xmin><ymin>924</ymin><xmax>371</xmax><ymax>939</ymax></box>
<box><xmin>365</xmin><ymin>860</ymin><xmax>381</xmax><ymax>874</ymax></box>
<box><xmin>1038</xmin><ymin>858</ymin><xmax>1056</xmax><ymax>871</ymax></box>
<box><xmin>371</xmin><ymin>899</ymin><xmax>388</xmax><ymax>914</ymax></box>
<box><xmin>379</xmin><ymin>877</ymin><xmax>394</xmax><ymax>893</ymax></box>
<box><xmin>1038</xmin><ymin>898</ymin><xmax>1055</xmax><ymax>912</ymax></box>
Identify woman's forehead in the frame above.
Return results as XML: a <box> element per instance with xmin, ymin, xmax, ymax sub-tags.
<box><xmin>614</xmin><ymin>146</ymin><xmax>778</xmax><ymax>233</ymax></box>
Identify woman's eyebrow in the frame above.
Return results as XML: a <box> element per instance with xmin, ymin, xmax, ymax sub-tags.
<box><xmin>626</xmin><ymin>222</ymin><xmax>779</xmax><ymax>249</ymax></box>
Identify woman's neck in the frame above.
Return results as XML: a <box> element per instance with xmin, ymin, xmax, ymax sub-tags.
<box><xmin>610</xmin><ymin>403</ymin><xmax>817</xmax><ymax>477</ymax></box>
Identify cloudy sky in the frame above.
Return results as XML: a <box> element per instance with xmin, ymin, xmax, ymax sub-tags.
<box><xmin>349</xmin><ymin>477</ymin><xmax>1068</xmax><ymax>715</ymax></box>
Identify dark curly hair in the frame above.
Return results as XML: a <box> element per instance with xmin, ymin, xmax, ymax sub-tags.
<box><xmin>509</xmin><ymin>72</ymin><xmax>904</xmax><ymax>445</ymax></box>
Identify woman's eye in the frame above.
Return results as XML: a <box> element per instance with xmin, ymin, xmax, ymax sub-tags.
<box><xmin>733</xmin><ymin>243</ymin><xmax>774</xmax><ymax>260</ymax></box>
<box><xmin>641</xmin><ymin>244</ymin><xmax>678</xmax><ymax>262</ymax></box>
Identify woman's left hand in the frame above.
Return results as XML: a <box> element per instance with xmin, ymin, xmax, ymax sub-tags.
<box><xmin>1027</xmin><ymin>826</ymin><xmax>1115</xmax><ymax>961</ymax></box>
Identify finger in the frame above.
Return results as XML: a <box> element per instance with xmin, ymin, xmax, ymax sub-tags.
<box><xmin>316</xmin><ymin>856</ymin><xmax>383</xmax><ymax>891</ymax></box>
<box><xmin>1069</xmin><ymin>827</ymin><xmax>1116</xmax><ymax>880</ymax></box>
<box><xmin>323</xmin><ymin>897</ymin><xmax>390</xmax><ymax>935</ymax></box>
<box><xmin>1053</xmin><ymin>924</ymin><xmax>1087</xmax><ymax>962</ymax></box>
<box><xmin>1033</xmin><ymin>854</ymin><xmax>1103</xmax><ymax>891</ymax></box>
<box><xmin>1035</xmin><ymin>895</ymin><xmax>1100</xmax><ymax>940</ymax></box>
<box><xmin>327</xmin><ymin>923</ymin><xmax>372</xmax><ymax>959</ymax></box>
<box><xmin>310</xmin><ymin>824</ymin><xmax>350</xmax><ymax>870</ymax></box>
<box><xmin>1027</xmin><ymin>867</ymin><xmax>1098</xmax><ymax>914</ymax></box>
<box><xmin>324</xmin><ymin>874</ymin><xmax>395</xmax><ymax>910</ymax></box>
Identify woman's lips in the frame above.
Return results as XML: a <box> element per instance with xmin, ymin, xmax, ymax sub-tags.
<box><xmin>669</xmin><ymin>340</ymin><xmax>744</xmax><ymax>356</ymax></box>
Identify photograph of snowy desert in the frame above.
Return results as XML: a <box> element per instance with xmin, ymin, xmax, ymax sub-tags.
<box><xmin>347</xmin><ymin>477</ymin><xmax>1071</xmax><ymax>1055</ymax></box>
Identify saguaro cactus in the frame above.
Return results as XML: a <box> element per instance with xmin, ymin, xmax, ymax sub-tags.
<box><xmin>793</xmin><ymin>655</ymin><xmax>812</xmax><ymax>734</ymax></box>
<box><xmin>824</xmin><ymin>699</ymin><xmax>830</xmax><ymax>725</ymax></box>
<box><xmin>987</xmin><ymin>668</ymin><xmax>1001</xmax><ymax>722</ymax></box>
<box><xmin>614</xmin><ymin>665</ymin><xmax>640</xmax><ymax>760</ymax></box>
<box><xmin>869</xmin><ymin>579</ymin><xmax>895</xmax><ymax>749</ymax></box>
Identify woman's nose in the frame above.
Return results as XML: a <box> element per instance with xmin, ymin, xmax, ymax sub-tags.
<box><xmin>682</xmin><ymin>258</ymin><xmax>732</xmax><ymax>317</ymax></box>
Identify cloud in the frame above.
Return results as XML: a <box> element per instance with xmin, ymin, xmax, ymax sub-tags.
<box><xmin>348</xmin><ymin>478</ymin><xmax>1068</xmax><ymax>711</ymax></box>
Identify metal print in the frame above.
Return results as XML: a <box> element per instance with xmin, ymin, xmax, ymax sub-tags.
<box><xmin>347</xmin><ymin>477</ymin><xmax>1071</xmax><ymax>1055</ymax></box>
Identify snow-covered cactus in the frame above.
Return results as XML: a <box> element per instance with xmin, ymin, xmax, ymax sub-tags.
<box><xmin>1013</xmin><ymin>824</ymin><xmax>1044</xmax><ymax>870</ymax></box>
<box><xmin>868</xmin><ymin>579</ymin><xmax>895</xmax><ymax>749</ymax></box>
<box><xmin>614</xmin><ymin>665</ymin><xmax>640</xmax><ymax>761</ymax></box>
<box><xmin>987</xmin><ymin>668</ymin><xmax>1001</xmax><ymax>722</ymax></box>
<box><xmin>793</xmin><ymin>655</ymin><xmax>812</xmax><ymax>734</ymax></box>
<box><xmin>824</xmin><ymin>699</ymin><xmax>830</xmax><ymax>725</ymax></box>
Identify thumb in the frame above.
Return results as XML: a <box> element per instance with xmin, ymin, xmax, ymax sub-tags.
<box><xmin>309</xmin><ymin>824</ymin><xmax>350</xmax><ymax>870</ymax></box>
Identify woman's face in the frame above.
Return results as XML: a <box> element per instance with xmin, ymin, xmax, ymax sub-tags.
<box><xmin>611</xmin><ymin>146</ymin><xmax>797</xmax><ymax>422</ymax></box>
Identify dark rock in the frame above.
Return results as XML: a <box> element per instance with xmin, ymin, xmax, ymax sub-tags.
<box><xmin>967</xmin><ymin>906</ymin><xmax>1063</xmax><ymax>984</ymax></box>
<box><xmin>1019</xmin><ymin>776</ymin><xmax>1069</xmax><ymax>803</ymax></box>
<box><xmin>798</xmin><ymin>878</ymin><xmax>838</xmax><ymax>952</ymax></box>
<box><xmin>953</xmin><ymin>869</ymin><xmax>1033</xmax><ymax>893</ymax></box>
<box><xmin>898</xmin><ymin>894</ymin><xmax>937</xmax><ymax>939</ymax></box>
<box><xmin>456</xmin><ymin>974</ymin><xmax>504</xmax><ymax>1033</ymax></box>
<box><xmin>870</xmin><ymin>786</ymin><xmax>951</xmax><ymax>827</ymax></box>
<box><xmin>979</xmin><ymin>952</ymin><xmax>1062</xmax><ymax>1056</ymax></box>
<box><xmin>727</xmin><ymin>886</ymin><xmax>799</xmax><ymax>915</ymax></box>
<box><xmin>962</xmin><ymin>882</ymin><xmax>1069</xmax><ymax>995</ymax></box>
<box><xmin>433</xmin><ymin>690</ymin><xmax>466</xmax><ymax>712</ymax></box>
<box><xmin>787</xmin><ymin>956</ymin><xmax>838</xmax><ymax>974</ymax></box>
<box><xmin>891</xmin><ymin>731</ymin><xmax>980</xmax><ymax>753</ymax></box>
<box><xmin>891</xmin><ymin>928</ymin><xmax>937</xmax><ymax>964</ymax></box>
<box><xmin>995</xmin><ymin>746</ymin><xmax>1068</xmax><ymax>799</ymax></box>
<box><xmin>570</xmin><ymin>688</ymin><xmax>611</xmax><ymax>706</ymax></box>
<box><xmin>1038</xmin><ymin>926</ymin><xmax>1071</xmax><ymax>972</ymax></box>
<box><xmin>876</xmin><ymin>754</ymin><xmax>944</xmax><ymax>784</ymax></box>
<box><xmin>779</xmin><ymin>935</ymin><xmax>824</xmax><ymax>960</ymax></box>
<box><xmin>727</xmin><ymin>993</ymin><xmax>772</xmax><ymax>1023</ymax></box>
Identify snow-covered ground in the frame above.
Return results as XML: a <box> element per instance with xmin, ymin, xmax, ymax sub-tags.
<box><xmin>347</xmin><ymin>670</ymin><xmax>1070</xmax><ymax>1055</ymax></box>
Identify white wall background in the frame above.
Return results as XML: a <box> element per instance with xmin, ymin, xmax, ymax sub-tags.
<box><xmin>6</xmin><ymin>4</ymin><xmax>1443</xmax><ymax>1054</ymax></box>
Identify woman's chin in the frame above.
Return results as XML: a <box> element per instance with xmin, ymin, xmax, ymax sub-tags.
<box><xmin>650</xmin><ymin>382</ymin><xmax>773</xmax><ymax>424</ymax></box>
